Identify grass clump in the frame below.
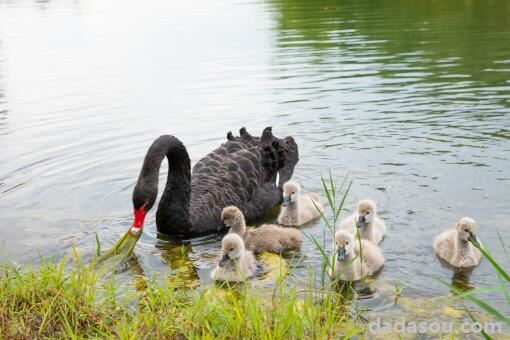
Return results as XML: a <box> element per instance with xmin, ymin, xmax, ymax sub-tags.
<box><xmin>0</xmin><ymin>255</ymin><xmax>364</xmax><ymax>338</ymax></box>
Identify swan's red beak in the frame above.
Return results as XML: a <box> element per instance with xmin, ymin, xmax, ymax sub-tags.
<box><xmin>130</xmin><ymin>206</ymin><xmax>147</xmax><ymax>235</ymax></box>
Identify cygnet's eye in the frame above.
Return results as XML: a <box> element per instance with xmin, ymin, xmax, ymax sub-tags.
<box><xmin>292</xmin><ymin>191</ymin><xmax>295</xmax><ymax>194</ymax></box>
<box><xmin>464</xmin><ymin>229</ymin><xmax>468</xmax><ymax>232</ymax></box>
<box><xmin>346</xmin><ymin>241</ymin><xmax>349</xmax><ymax>245</ymax></box>
<box><xmin>230</xmin><ymin>248</ymin><xmax>234</xmax><ymax>251</ymax></box>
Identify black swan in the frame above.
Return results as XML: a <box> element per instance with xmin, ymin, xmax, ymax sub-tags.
<box><xmin>131</xmin><ymin>127</ymin><xmax>299</xmax><ymax>236</ymax></box>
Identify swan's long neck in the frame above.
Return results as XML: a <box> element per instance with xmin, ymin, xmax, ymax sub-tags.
<box><xmin>364</xmin><ymin>219</ymin><xmax>374</xmax><ymax>236</ymax></box>
<box><xmin>231</xmin><ymin>214</ymin><xmax>247</xmax><ymax>235</ymax></box>
<box><xmin>134</xmin><ymin>135</ymin><xmax>192</xmax><ymax>234</ymax></box>
<box><xmin>287</xmin><ymin>193</ymin><xmax>300</xmax><ymax>211</ymax></box>
<box><xmin>455</xmin><ymin>233</ymin><xmax>471</xmax><ymax>255</ymax></box>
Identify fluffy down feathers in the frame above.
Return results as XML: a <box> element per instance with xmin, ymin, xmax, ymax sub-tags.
<box><xmin>222</xmin><ymin>206</ymin><xmax>302</xmax><ymax>253</ymax></box>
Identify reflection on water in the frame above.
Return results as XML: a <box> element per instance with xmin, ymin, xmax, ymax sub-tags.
<box><xmin>451</xmin><ymin>269</ymin><xmax>475</xmax><ymax>292</ymax></box>
<box><xmin>0</xmin><ymin>0</ymin><xmax>509</xmax><ymax>325</ymax></box>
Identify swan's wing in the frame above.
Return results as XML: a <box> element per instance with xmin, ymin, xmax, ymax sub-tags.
<box><xmin>189</xmin><ymin>152</ymin><xmax>264</xmax><ymax>232</ymax></box>
<box><xmin>433</xmin><ymin>229</ymin><xmax>455</xmax><ymax>260</ymax></box>
<box><xmin>240</xmin><ymin>183</ymin><xmax>281</xmax><ymax>222</ymax></box>
<box><xmin>194</xmin><ymin>127</ymin><xmax>298</xmax><ymax>186</ymax></box>
<box><xmin>189</xmin><ymin>127</ymin><xmax>298</xmax><ymax>233</ymax></box>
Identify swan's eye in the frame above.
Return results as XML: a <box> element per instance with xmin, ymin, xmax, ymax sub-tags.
<box><xmin>464</xmin><ymin>229</ymin><xmax>468</xmax><ymax>232</ymax></box>
<box><xmin>346</xmin><ymin>241</ymin><xmax>349</xmax><ymax>245</ymax></box>
<box><xmin>230</xmin><ymin>248</ymin><xmax>234</xmax><ymax>251</ymax></box>
<box><xmin>292</xmin><ymin>192</ymin><xmax>295</xmax><ymax>194</ymax></box>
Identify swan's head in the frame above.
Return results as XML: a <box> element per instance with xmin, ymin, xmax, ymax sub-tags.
<box><xmin>456</xmin><ymin>217</ymin><xmax>478</xmax><ymax>243</ymax></box>
<box><xmin>334</xmin><ymin>230</ymin><xmax>355</xmax><ymax>261</ymax></box>
<box><xmin>356</xmin><ymin>199</ymin><xmax>377</xmax><ymax>226</ymax></box>
<box><xmin>130</xmin><ymin>182</ymin><xmax>158</xmax><ymax>235</ymax></box>
<box><xmin>282</xmin><ymin>180</ymin><xmax>301</xmax><ymax>207</ymax></box>
<box><xmin>219</xmin><ymin>233</ymin><xmax>245</xmax><ymax>267</ymax></box>
<box><xmin>221</xmin><ymin>206</ymin><xmax>246</xmax><ymax>233</ymax></box>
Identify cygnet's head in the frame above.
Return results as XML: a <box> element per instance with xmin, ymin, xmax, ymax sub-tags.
<box><xmin>219</xmin><ymin>233</ymin><xmax>245</xmax><ymax>267</ymax></box>
<box><xmin>282</xmin><ymin>180</ymin><xmax>301</xmax><ymax>207</ymax></box>
<box><xmin>357</xmin><ymin>199</ymin><xmax>377</xmax><ymax>226</ymax></box>
<box><xmin>221</xmin><ymin>206</ymin><xmax>245</xmax><ymax>231</ymax></box>
<box><xmin>334</xmin><ymin>230</ymin><xmax>355</xmax><ymax>261</ymax></box>
<box><xmin>456</xmin><ymin>217</ymin><xmax>477</xmax><ymax>243</ymax></box>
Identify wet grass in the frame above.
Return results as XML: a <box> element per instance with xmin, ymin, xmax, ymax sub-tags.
<box><xmin>0</xmin><ymin>253</ymin><xmax>364</xmax><ymax>338</ymax></box>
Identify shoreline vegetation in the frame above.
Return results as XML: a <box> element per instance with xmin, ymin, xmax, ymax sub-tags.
<box><xmin>0</xmin><ymin>256</ymin><xmax>363</xmax><ymax>338</ymax></box>
<box><xmin>1</xmin><ymin>175</ymin><xmax>508</xmax><ymax>338</ymax></box>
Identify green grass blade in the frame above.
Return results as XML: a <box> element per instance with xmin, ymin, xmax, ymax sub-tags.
<box><xmin>437</xmin><ymin>278</ymin><xmax>510</xmax><ymax>327</ymax></box>
<box><xmin>305</xmin><ymin>233</ymin><xmax>332</xmax><ymax>270</ymax></box>
<box><xmin>321</xmin><ymin>175</ymin><xmax>334</xmax><ymax>213</ymax></box>
<box><xmin>329</xmin><ymin>169</ymin><xmax>336</xmax><ymax>201</ymax></box>
<box><xmin>470</xmin><ymin>240</ymin><xmax>510</xmax><ymax>282</ymax></box>
<box><xmin>496</xmin><ymin>228</ymin><xmax>510</xmax><ymax>264</ymax></box>
<box><xmin>334</xmin><ymin>179</ymin><xmax>352</xmax><ymax>223</ymax></box>
<box><xmin>95</xmin><ymin>232</ymin><xmax>101</xmax><ymax>257</ymax></box>
<box><xmin>464</xmin><ymin>307</ymin><xmax>492</xmax><ymax>340</ymax></box>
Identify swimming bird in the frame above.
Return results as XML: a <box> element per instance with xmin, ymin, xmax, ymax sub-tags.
<box><xmin>433</xmin><ymin>217</ymin><xmax>482</xmax><ymax>268</ymax></box>
<box><xmin>329</xmin><ymin>230</ymin><xmax>384</xmax><ymax>281</ymax></box>
<box><xmin>210</xmin><ymin>233</ymin><xmax>257</xmax><ymax>282</ymax></box>
<box><xmin>338</xmin><ymin>199</ymin><xmax>386</xmax><ymax>244</ymax></box>
<box><xmin>129</xmin><ymin>127</ymin><xmax>299</xmax><ymax>236</ymax></box>
<box><xmin>277</xmin><ymin>180</ymin><xmax>323</xmax><ymax>226</ymax></box>
<box><xmin>221</xmin><ymin>206</ymin><xmax>302</xmax><ymax>253</ymax></box>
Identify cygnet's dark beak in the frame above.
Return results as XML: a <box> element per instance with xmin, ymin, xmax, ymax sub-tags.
<box><xmin>337</xmin><ymin>247</ymin><xmax>346</xmax><ymax>261</ymax></box>
<box><xmin>468</xmin><ymin>232</ymin><xmax>480</xmax><ymax>247</ymax></box>
<box><xmin>357</xmin><ymin>215</ymin><xmax>366</xmax><ymax>228</ymax></box>
<box><xmin>219</xmin><ymin>254</ymin><xmax>230</xmax><ymax>267</ymax></box>
<box><xmin>282</xmin><ymin>196</ymin><xmax>291</xmax><ymax>207</ymax></box>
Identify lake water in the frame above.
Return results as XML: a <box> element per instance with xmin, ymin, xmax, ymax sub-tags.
<box><xmin>1</xmin><ymin>0</ymin><xmax>509</xmax><ymax>330</ymax></box>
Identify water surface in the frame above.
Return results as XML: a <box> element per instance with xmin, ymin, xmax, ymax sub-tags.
<box><xmin>0</xmin><ymin>0</ymin><xmax>509</xmax><ymax>330</ymax></box>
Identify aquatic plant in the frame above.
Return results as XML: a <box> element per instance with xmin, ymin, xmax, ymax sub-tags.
<box><xmin>306</xmin><ymin>172</ymin><xmax>353</xmax><ymax>285</ymax></box>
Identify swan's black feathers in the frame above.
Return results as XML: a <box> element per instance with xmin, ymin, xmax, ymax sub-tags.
<box><xmin>186</xmin><ymin>127</ymin><xmax>299</xmax><ymax>234</ymax></box>
<box><xmin>136</xmin><ymin>127</ymin><xmax>299</xmax><ymax>235</ymax></box>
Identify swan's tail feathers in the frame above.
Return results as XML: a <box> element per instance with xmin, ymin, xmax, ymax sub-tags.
<box><xmin>227</xmin><ymin>131</ymin><xmax>235</xmax><ymax>141</ymax></box>
<box><xmin>240</xmin><ymin>127</ymin><xmax>254</xmax><ymax>141</ymax></box>
<box><xmin>260</xmin><ymin>142</ymin><xmax>282</xmax><ymax>177</ymax></box>
<box><xmin>260</xmin><ymin>126</ymin><xmax>274</xmax><ymax>144</ymax></box>
<box><xmin>258</xmin><ymin>128</ymin><xmax>299</xmax><ymax>188</ymax></box>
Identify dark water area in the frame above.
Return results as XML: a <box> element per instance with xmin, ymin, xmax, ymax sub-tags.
<box><xmin>0</xmin><ymin>0</ymin><xmax>509</xmax><ymax>331</ymax></box>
